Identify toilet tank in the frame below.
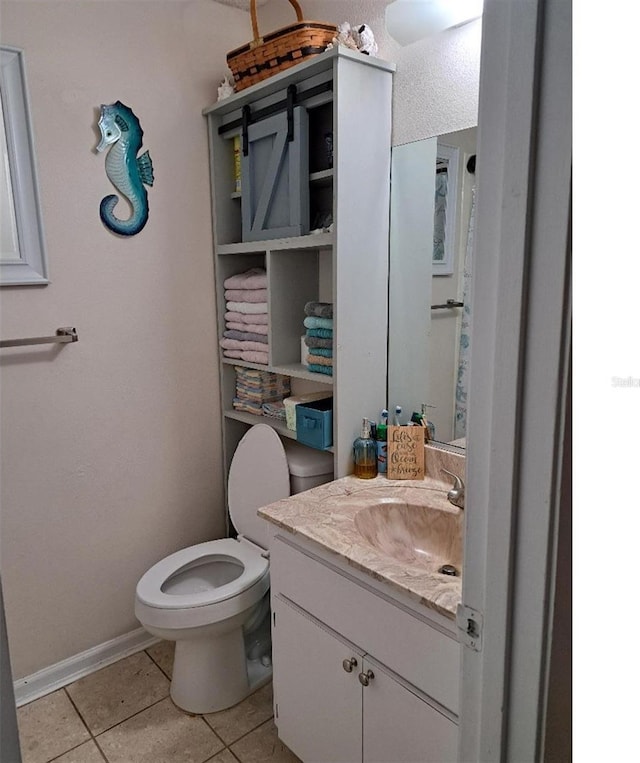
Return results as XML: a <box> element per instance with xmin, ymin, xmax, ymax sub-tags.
<box><xmin>283</xmin><ymin>439</ymin><xmax>334</xmax><ymax>494</ymax></box>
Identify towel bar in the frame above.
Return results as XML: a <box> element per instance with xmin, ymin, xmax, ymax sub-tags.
<box><xmin>0</xmin><ymin>327</ymin><xmax>78</xmax><ymax>349</ymax></box>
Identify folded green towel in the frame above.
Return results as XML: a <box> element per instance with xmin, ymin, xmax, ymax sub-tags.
<box><xmin>303</xmin><ymin>316</ymin><xmax>333</xmax><ymax>330</ymax></box>
<box><xmin>308</xmin><ymin>347</ymin><xmax>333</xmax><ymax>358</ymax></box>
<box><xmin>308</xmin><ymin>363</ymin><xmax>333</xmax><ymax>376</ymax></box>
<box><xmin>306</xmin><ymin>328</ymin><xmax>333</xmax><ymax>339</ymax></box>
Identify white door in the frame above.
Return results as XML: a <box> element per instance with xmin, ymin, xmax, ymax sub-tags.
<box><xmin>362</xmin><ymin>656</ymin><xmax>458</xmax><ymax>763</ymax></box>
<box><xmin>271</xmin><ymin>594</ymin><xmax>363</xmax><ymax>763</ymax></box>
<box><xmin>459</xmin><ymin>0</ymin><xmax>571</xmax><ymax>759</ymax></box>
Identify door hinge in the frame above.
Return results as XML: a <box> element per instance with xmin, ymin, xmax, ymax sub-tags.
<box><xmin>272</xmin><ymin>611</ymin><xmax>276</xmax><ymax>627</ymax></box>
<box><xmin>275</xmin><ymin>702</ymin><xmax>279</xmax><ymax>719</ymax></box>
<box><xmin>456</xmin><ymin>604</ymin><xmax>483</xmax><ymax>652</ymax></box>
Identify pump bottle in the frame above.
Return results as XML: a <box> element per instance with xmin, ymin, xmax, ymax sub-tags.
<box><xmin>353</xmin><ymin>418</ymin><xmax>377</xmax><ymax>479</ymax></box>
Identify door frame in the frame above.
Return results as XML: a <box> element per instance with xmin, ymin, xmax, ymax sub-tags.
<box><xmin>458</xmin><ymin>0</ymin><xmax>571</xmax><ymax>760</ymax></box>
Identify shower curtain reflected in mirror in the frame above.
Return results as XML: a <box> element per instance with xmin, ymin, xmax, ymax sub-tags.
<box><xmin>454</xmin><ymin>185</ymin><xmax>476</xmax><ymax>440</ymax></box>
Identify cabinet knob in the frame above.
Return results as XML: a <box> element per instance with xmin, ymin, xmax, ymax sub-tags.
<box><xmin>358</xmin><ymin>669</ymin><xmax>375</xmax><ymax>687</ymax></box>
<box><xmin>342</xmin><ymin>657</ymin><xmax>358</xmax><ymax>673</ymax></box>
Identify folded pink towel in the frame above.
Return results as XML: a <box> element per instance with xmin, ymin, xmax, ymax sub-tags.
<box><xmin>226</xmin><ymin>321</ymin><xmax>268</xmax><ymax>335</ymax></box>
<box><xmin>224</xmin><ymin>289</ymin><xmax>268</xmax><ymax>303</ymax></box>
<box><xmin>223</xmin><ymin>349</ymin><xmax>269</xmax><ymax>365</ymax></box>
<box><xmin>226</xmin><ymin>301</ymin><xmax>267</xmax><ymax>315</ymax></box>
<box><xmin>224</xmin><ymin>268</ymin><xmax>267</xmax><ymax>290</ymax></box>
<box><xmin>221</xmin><ymin>337</ymin><xmax>270</xmax><ymax>353</ymax></box>
<box><xmin>225</xmin><ymin>311</ymin><xmax>268</xmax><ymax>325</ymax></box>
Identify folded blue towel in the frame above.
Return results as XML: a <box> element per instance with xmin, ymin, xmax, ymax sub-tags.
<box><xmin>303</xmin><ymin>316</ymin><xmax>333</xmax><ymax>331</ymax></box>
<box><xmin>308</xmin><ymin>347</ymin><xmax>333</xmax><ymax>358</ymax></box>
<box><xmin>306</xmin><ymin>328</ymin><xmax>333</xmax><ymax>339</ymax></box>
<box><xmin>308</xmin><ymin>363</ymin><xmax>333</xmax><ymax>376</ymax></box>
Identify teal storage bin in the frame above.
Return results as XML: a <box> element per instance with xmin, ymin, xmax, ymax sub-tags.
<box><xmin>296</xmin><ymin>398</ymin><xmax>333</xmax><ymax>450</ymax></box>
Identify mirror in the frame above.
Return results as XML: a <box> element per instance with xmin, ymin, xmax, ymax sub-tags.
<box><xmin>0</xmin><ymin>46</ymin><xmax>48</xmax><ymax>286</ymax></box>
<box><xmin>388</xmin><ymin>127</ymin><xmax>477</xmax><ymax>449</ymax></box>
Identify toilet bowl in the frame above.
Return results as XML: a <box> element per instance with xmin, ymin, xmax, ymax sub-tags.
<box><xmin>135</xmin><ymin>424</ymin><xmax>333</xmax><ymax>714</ymax></box>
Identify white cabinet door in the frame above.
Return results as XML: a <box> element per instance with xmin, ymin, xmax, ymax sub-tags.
<box><xmin>362</xmin><ymin>657</ymin><xmax>458</xmax><ymax>763</ymax></box>
<box><xmin>272</xmin><ymin>594</ymin><xmax>363</xmax><ymax>763</ymax></box>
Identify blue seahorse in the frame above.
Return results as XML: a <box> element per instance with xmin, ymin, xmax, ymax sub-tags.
<box><xmin>96</xmin><ymin>101</ymin><xmax>154</xmax><ymax>236</ymax></box>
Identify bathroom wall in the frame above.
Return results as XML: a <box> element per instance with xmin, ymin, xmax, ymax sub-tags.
<box><xmin>0</xmin><ymin>0</ymin><xmax>480</xmax><ymax>681</ymax></box>
<box><xmin>0</xmin><ymin>0</ymin><xmax>250</xmax><ymax>679</ymax></box>
<box><xmin>257</xmin><ymin>0</ymin><xmax>481</xmax><ymax>145</ymax></box>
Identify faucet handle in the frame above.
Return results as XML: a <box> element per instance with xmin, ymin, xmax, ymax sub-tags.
<box><xmin>441</xmin><ymin>468</ymin><xmax>465</xmax><ymax>509</ymax></box>
<box><xmin>441</xmin><ymin>468</ymin><xmax>463</xmax><ymax>489</ymax></box>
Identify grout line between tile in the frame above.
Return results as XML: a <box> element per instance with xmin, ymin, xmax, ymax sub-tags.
<box><xmin>92</xmin><ymin>694</ymin><xmax>169</xmax><ymax>737</ymax></box>
<box><xmin>92</xmin><ymin>735</ymin><xmax>110</xmax><ymax>763</ymax></box>
<box><xmin>62</xmin><ymin>688</ymin><xmax>110</xmax><ymax>762</ymax></box>
<box><xmin>61</xmin><ymin>687</ymin><xmax>95</xmax><ymax>739</ymax></box>
<box><xmin>228</xmin><ymin>717</ymin><xmax>276</xmax><ymax>752</ymax></box>
<box><xmin>201</xmin><ymin>707</ymin><xmax>274</xmax><ymax>748</ymax></box>
<box><xmin>144</xmin><ymin>646</ymin><xmax>173</xmax><ymax>681</ymax></box>
<box><xmin>45</xmin><ymin>737</ymin><xmax>110</xmax><ymax>763</ymax></box>
<box><xmin>203</xmin><ymin>747</ymin><xmax>243</xmax><ymax>763</ymax></box>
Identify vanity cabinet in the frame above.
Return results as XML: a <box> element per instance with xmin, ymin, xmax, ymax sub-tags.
<box><xmin>203</xmin><ymin>48</ymin><xmax>394</xmax><ymax>481</ymax></box>
<box><xmin>270</xmin><ymin>535</ymin><xmax>460</xmax><ymax>762</ymax></box>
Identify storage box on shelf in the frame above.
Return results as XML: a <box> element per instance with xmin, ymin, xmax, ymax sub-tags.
<box><xmin>205</xmin><ymin>46</ymin><xmax>394</xmax><ymax>478</ymax></box>
<box><xmin>296</xmin><ymin>397</ymin><xmax>333</xmax><ymax>450</ymax></box>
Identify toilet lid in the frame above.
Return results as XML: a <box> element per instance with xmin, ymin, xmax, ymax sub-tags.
<box><xmin>228</xmin><ymin>424</ymin><xmax>291</xmax><ymax>550</ymax></box>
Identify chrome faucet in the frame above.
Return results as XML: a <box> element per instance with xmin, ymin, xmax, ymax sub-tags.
<box><xmin>441</xmin><ymin>468</ymin><xmax>465</xmax><ymax>509</ymax></box>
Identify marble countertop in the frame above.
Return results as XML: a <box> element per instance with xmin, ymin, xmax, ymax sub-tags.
<box><xmin>258</xmin><ymin>474</ymin><xmax>463</xmax><ymax>620</ymax></box>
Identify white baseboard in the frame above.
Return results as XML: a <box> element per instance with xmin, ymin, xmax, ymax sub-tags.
<box><xmin>13</xmin><ymin>628</ymin><xmax>160</xmax><ymax>707</ymax></box>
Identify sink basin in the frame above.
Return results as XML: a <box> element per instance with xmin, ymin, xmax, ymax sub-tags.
<box><xmin>353</xmin><ymin>495</ymin><xmax>463</xmax><ymax>572</ymax></box>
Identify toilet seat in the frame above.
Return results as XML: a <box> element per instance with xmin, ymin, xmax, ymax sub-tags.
<box><xmin>135</xmin><ymin>425</ymin><xmax>291</xmax><ymax>640</ymax></box>
<box><xmin>136</xmin><ymin>538</ymin><xmax>268</xmax><ymax>610</ymax></box>
<box><xmin>136</xmin><ymin>425</ymin><xmax>291</xmax><ymax>614</ymax></box>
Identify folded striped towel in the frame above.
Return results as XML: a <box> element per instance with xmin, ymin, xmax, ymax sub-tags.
<box><xmin>303</xmin><ymin>316</ymin><xmax>333</xmax><ymax>331</ymax></box>
<box><xmin>233</xmin><ymin>399</ymin><xmax>263</xmax><ymax>414</ymax></box>
<box><xmin>304</xmin><ymin>301</ymin><xmax>333</xmax><ymax>319</ymax></box>
<box><xmin>262</xmin><ymin>401</ymin><xmax>287</xmax><ymax>420</ymax></box>
<box><xmin>224</xmin><ymin>268</ymin><xmax>267</xmax><ymax>290</ymax></box>
<box><xmin>226</xmin><ymin>301</ymin><xmax>268</xmax><ymax>315</ymax></box>
<box><xmin>308</xmin><ymin>347</ymin><xmax>333</xmax><ymax>358</ymax></box>
<box><xmin>308</xmin><ymin>363</ymin><xmax>333</xmax><ymax>376</ymax></box>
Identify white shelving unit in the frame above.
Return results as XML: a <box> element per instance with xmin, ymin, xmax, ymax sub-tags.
<box><xmin>204</xmin><ymin>47</ymin><xmax>394</xmax><ymax>481</ymax></box>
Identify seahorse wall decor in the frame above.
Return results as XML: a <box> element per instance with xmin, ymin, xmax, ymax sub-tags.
<box><xmin>96</xmin><ymin>101</ymin><xmax>154</xmax><ymax>237</ymax></box>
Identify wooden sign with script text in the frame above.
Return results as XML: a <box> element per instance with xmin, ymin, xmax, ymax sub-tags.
<box><xmin>386</xmin><ymin>426</ymin><xmax>425</xmax><ymax>480</ymax></box>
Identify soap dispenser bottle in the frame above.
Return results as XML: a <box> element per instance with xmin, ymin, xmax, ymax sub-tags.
<box><xmin>353</xmin><ymin>418</ymin><xmax>377</xmax><ymax>479</ymax></box>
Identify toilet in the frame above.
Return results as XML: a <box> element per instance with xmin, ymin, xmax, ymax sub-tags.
<box><xmin>134</xmin><ymin>424</ymin><xmax>333</xmax><ymax>714</ymax></box>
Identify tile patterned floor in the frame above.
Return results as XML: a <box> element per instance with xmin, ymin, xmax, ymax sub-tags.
<box><xmin>16</xmin><ymin>642</ymin><xmax>301</xmax><ymax>763</ymax></box>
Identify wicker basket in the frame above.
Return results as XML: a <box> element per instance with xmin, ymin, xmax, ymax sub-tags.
<box><xmin>227</xmin><ymin>0</ymin><xmax>336</xmax><ymax>92</ymax></box>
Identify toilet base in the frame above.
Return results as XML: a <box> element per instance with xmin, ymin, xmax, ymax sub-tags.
<box><xmin>170</xmin><ymin>628</ymin><xmax>272</xmax><ymax>714</ymax></box>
